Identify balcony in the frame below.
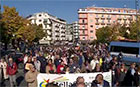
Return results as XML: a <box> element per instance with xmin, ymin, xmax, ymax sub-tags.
<box><xmin>80</xmin><ymin>34</ymin><xmax>88</xmax><ymax>36</ymax></box>
<box><xmin>95</xmin><ymin>16</ymin><xmax>99</xmax><ymax>19</ymax></box>
<box><xmin>123</xmin><ymin>18</ymin><xmax>127</xmax><ymax>20</ymax></box>
<box><xmin>106</xmin><ymin>16</ymin><xmax>111</xmax><ymax>19</ymax></box>
<box><xmin>101</xmin><ymin>23</ymin><xmax>105</xmax><ymax>25</ymax></box>
<box><xmin>47</xmin><ymin>30</ymin><xmax>51</xmax><ymax>35</ymax></box>
<box><xmin>117</xmin><ymin>18</ymin><xmax>122</xmax><ymax>20</ymax></box>
<box><xmin>128</xmin><ymin>17</ymin><xmax>133</xmax><ymax>20</ymax></box>
<box><xmin>107</xmin><ymin>23</ymin><xmax>111</xmax><ymax>25</ymax></box>
<box><xmin>101</xmin><ymin>17</ymin><xmax>105</xmax><ymax>19</ymax></box>
<box><xmin>79</xmin><ymin>23</ymin><xmax>87</xmax><ymax>25</ymax></box>
<box><xmin>95</xmin><ymin>22</ymin><xmax>100</xmax><ymax>25</ymax></box>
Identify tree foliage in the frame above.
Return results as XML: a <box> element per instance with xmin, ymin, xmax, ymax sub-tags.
<box><xmin>1</xmin><ymin>6</ymin><xmax>45</xmax><ymax>44</ymax></box>
<box><xmin>96</xmin><ymin>17</ymin><xmax>140</xmax><ymax>43</ymax></box>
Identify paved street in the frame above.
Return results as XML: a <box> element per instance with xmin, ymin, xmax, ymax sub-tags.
<box><xmin>4</xmin><ymin>69</ymin><xmax>27</xmax><ymax>87</ymax></box>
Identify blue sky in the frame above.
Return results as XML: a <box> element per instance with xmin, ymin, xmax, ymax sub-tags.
<box><xmin>1</xmin><ymin>0</ymin><xmax>140</xmax><ymax>23</ymax></box>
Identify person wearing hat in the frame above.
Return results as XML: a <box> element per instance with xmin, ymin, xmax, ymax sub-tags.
<box><xmin>7</xmin><ymin>58</ymin><xmax>17</xmax><ymax>87</ymax></box>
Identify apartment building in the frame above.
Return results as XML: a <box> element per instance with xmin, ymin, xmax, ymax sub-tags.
<box><xmin>78</xmin><ymin>7</ymin><xmax>137</xmax><ymax>41</ymax></box>
<box><xmin>66</xmin><ymin>21</ymin><xmax>79</xmax><ymax>42</ymax></box>
<box><xmin>27</xmin><ymin>12</ymin><xmax>66</xmax><ymax>44</ymax></box>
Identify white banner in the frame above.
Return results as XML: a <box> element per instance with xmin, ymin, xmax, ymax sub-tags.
<box><xmin>37</xmin><ymin>71</ymin><xmax>112</xmax><ymax>87</ymax></box>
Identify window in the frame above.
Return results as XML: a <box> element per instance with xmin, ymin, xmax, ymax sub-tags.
<box><xmin>45</xmin><ymin>24</ymin><xmax>47</xmax><ymax>28</ymax></box>
<box><xmin>82</xmin><ymin>19</ymin><xmax>85</xmax><ymax>23</ymax></box>
<box><xmin>90</xmin><ymin>19</ymin><xmax>93</xmax><ymax>22</ymax></box>
<box><xmin>90</xmin><ymin>25</ymin><xmax>93</xmax><ymax>28</ymax></box>
<box><xmin>90</xmin><ymin>37</ymin><xmax>94</xmax><ymax>39</ymax></box>
<box><xmin>96</xmin><ymin>19</ymin><xmax>99</xmax><ymax>23</ymax></box>
<box><xmin>96</xmin><ymin>14</ymin><xmax>98</xmax><ymax>17</ymax></box>
<box><xmin>108</xmin><ymin>20</ymin><xmax>110</xmax><ymax>23</ymax></box>
<box><xmin>82</xmin><ymin>14</ymin><xmax>85</xmax><ymax>18</ymax></box>
<box><xmin>124</xmin><ymin>10</ymin><xmax>126</xmax><ymax>13</ymax></box>
<box><xmin>83</xmin><ymin>37</ymin><xmax>85</xmax><ymax>40</ymax></box>
<box><xmin>110</xmin><ymin>46</ymin><xmax>139</xmax><ymax>54</ymax></box>
<box><xmin>39</xmin><ymin>14</ymin><xmax>42</xmax><ymax>17</ymax></box>
<box><xmin>39</xmin><ymin>19</ymin><xmax>42</xmax><ymax>22</ymax></box>
<box><xmin>113</xmin><ymin>20</ymin><xmax>115</xmax><ymax>23</ymax></box>
<box><xmin>102</xmin><ymin>20</ymin><xmax>104</xmax><ymax>23</ymax></box>
<box><xmin>82</xmin><ymin>30</ymin><xmax>85</xmax><ymax>34</ymax></box>
<box><xmin>90</xmin><ymin>30</ymin><xmax>93</xmax><ymax>33</ymax></box>
<box><xmin>96</xmin><ymin>26</ymin><xmax>99</xmax><ymax>29</ymax></box>
<box><xmin>90</xmin><ymin>14</ymin><xmax>92</xmax><ymax>16</ymax></box>
<box><xmin>82</xmin><ymin>26</ymin><xmax>85</xmax><ymax>29</ymax></box>
<box><xmin>102</xmin><ymin>14</ymin><xmax>104</xmax><ymax>17</ymax></box>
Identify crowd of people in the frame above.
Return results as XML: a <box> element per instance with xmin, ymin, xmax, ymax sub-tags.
<box><xmin>0</xmin><ymin>43</ymin><xmax>140</xmax><ymax>87</ymax></box>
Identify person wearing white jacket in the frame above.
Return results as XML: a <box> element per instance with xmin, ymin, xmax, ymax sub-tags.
<box><xmin>0</xmin><ymin>58</ymin><xmax>8</xmax><ymax>86</ymax></box>
<box><xmin>90</xmin><ymin>56</ymin><xmax>99</xmax><ymax>71</ymax></box>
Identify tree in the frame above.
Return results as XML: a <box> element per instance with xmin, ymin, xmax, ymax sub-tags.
<box><xmin>16</xmin><ymin>23</ymin><xmax>45</xmax><ymax>43</ymax></box>
<box><xmin>1</xmin><ymin>6</ymin><xmax>46</xmax><ymax>47</ymax></box>
<box><xmin>96</xmin><ymin>25</ymin><xmax>118</xmax><ymax>43</ymax></box>
<box><xmin>128</xmin><ymin>18</ymin><xmax>140</xmax><ymax>40</ymax></box>
<box><xmin>33</xmin><ymin>24</ymin><xmax>46</xmax><ymax>42</ymax></box>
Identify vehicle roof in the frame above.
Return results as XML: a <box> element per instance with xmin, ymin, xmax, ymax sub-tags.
<box><xmin>110</xmin><ymin>41</ymin><xmax>140</xmax><ymax>48</ymax></box>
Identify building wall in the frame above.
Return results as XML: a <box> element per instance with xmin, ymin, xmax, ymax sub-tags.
<box><xmin>27</xmin><ymin>12</ymin><xmax>66</xmax><ymax>44</ymax></box>
<box><xmin>78</xmin><ymin>7</ymin><xmax>137</xmax><ymax>41</ymax></box>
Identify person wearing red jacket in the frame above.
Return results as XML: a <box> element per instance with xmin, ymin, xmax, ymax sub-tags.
<box><xmin>57</xmin><ymin>60</ymin><xmax>65</xmax><ymax>74</ymax></box>
<box><xmin>7</xmin><ymin>58</ymin><xmax>17</xmax><ymax>87</ymax></box>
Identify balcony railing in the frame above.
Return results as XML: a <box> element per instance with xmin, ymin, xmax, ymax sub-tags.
<box><xmin>101</xmin><ymin>23</ymin><xmax>105</xmax><ymax>25</ymax></box>
<box><xmin>95</xmin><ymin>22</ymin><xmax>100</xmax><ymax>25</ymax></box>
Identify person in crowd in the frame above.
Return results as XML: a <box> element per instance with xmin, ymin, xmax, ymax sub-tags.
<box><xmin>77</xmin><ymin>83</ymin><xmax>86</xmax><ymax>87</ymax></box>
<box><xmin>90</xmin><ymin>56</ymin><xmax>99</xmax><ymax>71</ymax></box>
<box><xmin>64</xmin><ymin>65</ymin><xmax>70</xmax><ymax>74</ymax></box>
<box><xmin>92</xmin><ymin>63</ymin><xmax>102</xmax><ymax>72</ymax></box>
<box><xmin>33</xmin><ymin>56</ymin><xmax>41</xmax><ymax>72</ymax></box>
<box><xmin>78</xmin><ymin>52</ymin><xmax>85</xmax><ymax>69</ymax></box>
<box><xmin>37</xmin><ymin>52</ymin><xmax>47</xmax><ymax>73</ymax></box>
<box><xmin>61</xmin><ymin>54</ymin><xmax>67</xmax><ymax>65</ymax></box>
<box><xmin>54</xmin><ymin>55</ymin><xmax>62</xmax><ymax>69</ymax></box>
<box><xmin>56</xmin><ymin>60</ymin><xmax>65</xmax><ymax>74</ymax></box>
<box><xmin>68</xmin><ymin>58</ymin><xmax>79</xmax><ymax>73</ymax></box>
<box><xmin>23</xmin><ymin>54</ymin><xmax>29</xmax><ymax>64</ymax></box>
<box><xmin>81</xmin><ymin>60</ymin><xmax>92</xmax><ymax>73</ymax></box>
<box><xmin>25</xmin><ymin>64</ymin><xmax>39</xmax><ymax>87</ymax></box>
<box><xmin>46</xmin><ymin>59</ymin><xmax>56</xmax><ymax>74</ymax></box>
<box><xmin>116</xmin><ymin>63</ymin><xmax>127</xmax><ymax>86</ymax></box>
<box><xmin>91</xmin><ymin>74</ymin><xmax>110</xmax><ymax>87</ymax></box>
<box><xmin>133</xmin><ymin>66</ymin><xmax>140</xmax><ymax>87</ymax></box>
<box><xmin>0</xmin><ymin>58</ymin><xmax>8</xmax><ymax>86</ymax></box>
<box><xmin>122</xmin><ymin>63</ymin><xmax>136</xmax><ymax>86</ymax></box>
<box><xmin>24</xmin><ymin>56</ymin><xmax>34</xmax><ymax>73</ymax></box>
<box><xmin>111</xmin><ymin>63</ymin><xmax>118</xmax><ymax>87</ymax></box>
<box><xmin>7</xmin><ymin>58</ymin><xmax>18</xmax><ymax>87</ymax></box>
<box><xmin>71</xmin><ymin>76</ymin><xmax>85</xmax><ymax>87</ymax></box>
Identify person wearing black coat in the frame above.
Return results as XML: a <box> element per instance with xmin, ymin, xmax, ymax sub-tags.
<box><xmin>91</xmin><ymin>74</ymin><xmax>110</xmax><ymax>87</ymax></box>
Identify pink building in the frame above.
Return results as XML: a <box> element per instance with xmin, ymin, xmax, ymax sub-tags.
<box><xmin>78</xmin><ymin>7</ymin><xmax>137</xmax><ymax>41</ymax></box>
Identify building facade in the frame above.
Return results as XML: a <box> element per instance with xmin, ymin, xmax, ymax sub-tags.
<box><xmin>27</xmin><ymin>12</ymin><xmax>66</xmax><ymax>44</ymax></box>
<box><xmin>78</xmin><ymin>7</ymin><xmax>137</xmax><ymax>41</ymax></box>
<box><xmin>66</xmin><ymin>21</ymin><xmax>79</xmax><ymax>42</ymax></box>
<box><xmin>66</xmin><ymin>24</ymin><xmax>73</xmax><ymax>41</ymax></box>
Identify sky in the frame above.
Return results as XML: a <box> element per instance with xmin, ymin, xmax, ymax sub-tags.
<box><xmin>0</xmin><ymin>0</ymin><xmax>140</xmax><ymax>23</ymax></box>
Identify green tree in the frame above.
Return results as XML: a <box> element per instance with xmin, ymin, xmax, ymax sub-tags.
<box><xmin>33</xmin><ymin>24</ymin><xmax>46</xmax><ymax>42</ymax></box>
<box><xmin>128</xmin><ymin>18</ymin><xmax>140</xmax><ymax>40</ymax></box>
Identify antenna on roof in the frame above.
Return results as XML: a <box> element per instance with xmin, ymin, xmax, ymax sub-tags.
<box><xmin>92</xmin><ymin>4</ymin><xmax>96</xmax><ymax>7</ymax></box>
<box><xmin>123</xmin><ymin>4</ymin><xmax>127</xmax><ymax>8</ymax></box>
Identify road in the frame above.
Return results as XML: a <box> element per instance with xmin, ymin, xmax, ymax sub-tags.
<box><xmin>3</xmin><ymin>69</ymin><xmax>27</xmax><ymax>87</ymax></box>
